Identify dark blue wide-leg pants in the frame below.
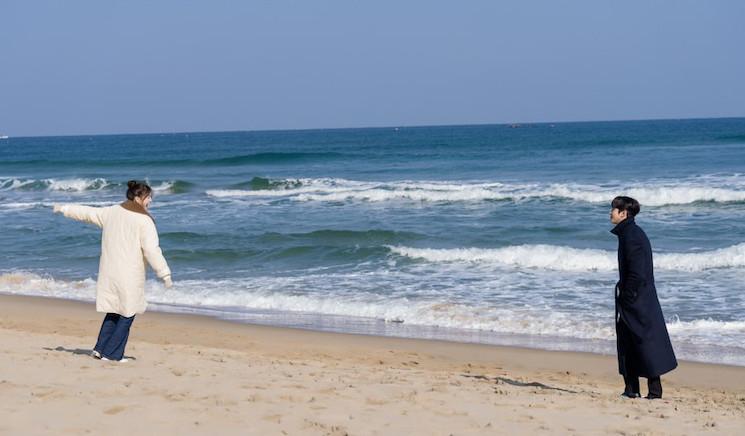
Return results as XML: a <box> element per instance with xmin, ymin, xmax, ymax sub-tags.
<box><xmin>94</xmin><ymin>313</ymin><xmax>135</xmax><ymax>361</ymax></box>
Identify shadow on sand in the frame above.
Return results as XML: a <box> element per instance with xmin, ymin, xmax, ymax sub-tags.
<box><xmin>43</xmin><ymin>346</ymin><xmax>137</xmax><ymax>361</ymax></box>
<box><xmin>462</xmin><ymin>373</ymin><xmax>578</xmax><ymax>394</ymax></box>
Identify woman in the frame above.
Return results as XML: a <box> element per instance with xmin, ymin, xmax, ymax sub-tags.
<box><xmin>53</xmin><ymin>180</ymin><xmax>172</xmax><ymax>362</ymax></box>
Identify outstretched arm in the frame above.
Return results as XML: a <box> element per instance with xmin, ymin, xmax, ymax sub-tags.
<box><xmin>53</xmin><ymin>204</ymin><xmax>105</xmax><ymax>228</ymax></box>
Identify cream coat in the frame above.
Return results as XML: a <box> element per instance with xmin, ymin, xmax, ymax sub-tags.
<box><xmin>58</xmin><ymin>203</ymin><xmax>171</xmax><ymax>317</ymax></box>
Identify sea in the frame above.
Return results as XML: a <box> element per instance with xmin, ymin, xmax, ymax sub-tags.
<box><xmin>2</xmin><ymin>118</ymin><xmax>744</xmax><ymax>365</ymax></box>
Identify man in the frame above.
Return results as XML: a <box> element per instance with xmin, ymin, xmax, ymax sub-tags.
<box><xmin>610</xmin><ymin>196</ymin><xmax>677</xmax><ymax>399</ymax></box>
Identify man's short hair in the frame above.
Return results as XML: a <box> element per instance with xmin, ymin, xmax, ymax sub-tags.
<box><xmin>611</xmin><ymin>196</ymin><xmax>640</xmax><ymax>217</ymax></box>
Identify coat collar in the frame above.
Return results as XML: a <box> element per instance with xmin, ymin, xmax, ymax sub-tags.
<box><xmin>120</xmin><ymin>200</ymin><xmax>155</xmax><ymax>223</ymax></box>
<box><xmin>611</xmin><ymin>217</ymin><xmax>634</xmax><ymax>236</ymax></box>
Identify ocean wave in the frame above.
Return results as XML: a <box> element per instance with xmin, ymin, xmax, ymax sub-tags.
<box><xmin>206</xmin><ymin>178</ymin><xmax>353</xmax><ymax>199</ymax></box>
<box><xmin>205</xmin><ymin>177</ymin><xmax>745</xmax><ymax>206</ymax></box>
<box><xmin>0</xmin><ymin>177</ymin><xmax>192</xmax><ymax>193</ymax></box>
<box><xmin>716</xmin><ymin>134</ymin><xmax>745</xmax><ymax>143</ymax></box>
<box><xmin>153</xmin><ymin>285</ymin><xmax>618</xmax><ymax>342</ymax></box>
<box><xmin>3</xmin><ymin>271</ymin><xmax>744</xmax><ymax>354</ymax></box>
<box><xmin>230</xmin><ymin>176</ymin><xmax>304</xmax><ymax>191</ymax></box>
<box><xmin>388</xmin><ymin>243</ymin><xmax>745</xmax><ymax>272</ymax></box>
<box><xmin>295</xmin><ymin>229</ymin><xmax>423</xmax><ymax>243</ymax></box>
<box><xmin>156</xmin><ymin>229</ymin><xmax>422</xmax><ymax>260</ymax></box>
<box><xmin>0</xmin><ymin>152</ymin><xmax>345</xmax><ymax>168</ymax></box>
<box><xmin>150</xmin><ymin>180</ymin><xmax>194</xmax><ymax>194</ymax></box>
<box><xmin>0</xmin><ymin>201</ymin><xmax>121</xmax><ymax>212</ymax></box>
<box><xmin>667</xmin><ymin>317</ymin><xmax>745</xmax><ymax>335</ymax></box>
<box><xmin>0</xmin><ymin>177</ymin><xmax>113</xmax><ymax>192</ymax></box>
<box><xmin>0</xmin><ymin>272</ymin><xmax>97</xmax><ymax>295</ymax></box>
<box><xmin>201</xmin><ymin>152</ymin><xmax>344</xmax><ymax>166</ymax></box>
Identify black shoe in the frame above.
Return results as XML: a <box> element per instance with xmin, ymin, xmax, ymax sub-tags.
<box><xmin>621</xmin><ymin>391</ymin><xmax>641</xmax><ymax>398</ymax></box>
<box><xmin>645</xmin><ymin>394</ymin><xmax>662</xmax><ymax>400</ymax></box>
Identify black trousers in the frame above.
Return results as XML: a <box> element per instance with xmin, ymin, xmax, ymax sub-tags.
<box><xmin>617</xmin><ymin>319</ymin><xmax>663</xmax><ymax>398</ymax></box>
<box><xmin>624</xmin><ymin>374</ymin><xmax>662</xmax><ymax>398</ymax></box>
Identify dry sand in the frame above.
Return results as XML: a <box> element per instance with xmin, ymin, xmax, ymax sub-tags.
<box><xmin>1</xmin><ymin>294</ymin><xmax>743</xmax><ymax>435</ymax></box>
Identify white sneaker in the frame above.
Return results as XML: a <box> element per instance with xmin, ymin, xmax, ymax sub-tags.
<box><xmin>101</xmin><ymin>357</ymin><xmax>129</xmax><ymax>363</ymax></box>
<box><xmin>91</xmin><ymin>350</ymin><xmax>102</xmax><ymax>359</ymax></box>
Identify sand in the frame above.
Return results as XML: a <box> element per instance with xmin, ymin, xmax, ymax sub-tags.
<box><xmin>1</xmin><ymin>294</ymin><xmax>743</xmax><ymax>435</ymax></box>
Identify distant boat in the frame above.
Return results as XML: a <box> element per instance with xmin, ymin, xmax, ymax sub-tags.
<box><xmin>0</xmin><ymin>135</ymin><xmax>8</xmax><ymax>139</ymax></box>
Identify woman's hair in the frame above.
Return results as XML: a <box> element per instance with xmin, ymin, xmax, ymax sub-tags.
<box><xmin>126</xmin><ymin>180</ymin><xmax>153</xmax><ymax>201</ymax></box>
<box><xmin>611</xmin><ymin>196</ymin><xmax>640</xmax><ymax>217</ymax></box>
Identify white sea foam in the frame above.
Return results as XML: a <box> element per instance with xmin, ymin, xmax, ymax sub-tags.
<box><xmin>0</xmin><ymin>201</ymin><xmax>120</xmax><ymax>211</ymax></box>
<box><xmin>3</xmin><ymin>271</ymin><xmax>744</xmax><ymax>358</ymax></box>
<box><xmin>155</xmin><ymin>286</ymin><xmax>617</xmax><ymax>341</ymax></box>
<box><xmin>0</xmin><ymin>177</ymin><xmax>189</xmax><ymax>195</ymax></box>
<box><xmin>205</xmin><ymin>177</ymin><xmax>745</xmax><ymax>206</ymax></box>
<box><xmin>47</xmin><ymin>178</ymin><xmax>111</xmax><ymax>191</ymax></box>
<box><xmin>0</xmin><ymin>177</ymin><xmax>111</xmax><ymax>191</ymax></box>
<box><xmin>547</xmin><ymin>185</ymin><xmax>745</xmax><ymax>206</ymax></box>
<box><xmin>389</xmin><ymin>245</ymin><xmax>614</xmax><ymax>271</ymax></box>
<box><xmin>151</xmin><ymin>180</ymin><xmax>176</xmax><ymax>193</ymax></box>
<box><xmin>205</xmin><ymin>178</ymin><xmax>359</xmax><ymax>199</ymax></box>
<box><xmin>0</xmin><ymin>178</ymin><xmax>33</xmax><ymax>190</ymax></box>
<box><xmin>667</xmin><ymin>317</ymin><xmax>745</xmax><ymax>335</ymax></box>
<box><xmin>0</xmin><ymin>272</ymin><xmax>97</xmax><ymax>297</ymax></box>
<box><xmin>206</xmin><ymin>189</ymin><xmax>262</xmax><ymax>198</ymax></box>
<box><xmin>388</xmin><ymin>243</ymin><xmax>745</xmax><ymax>272</ymax></box>
<box><xmin>0</xmin><ymin>202</ymin><xmax>40</xmax><ymax>211</ymax></box>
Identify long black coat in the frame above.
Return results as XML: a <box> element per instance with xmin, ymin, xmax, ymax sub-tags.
<box><xmin>611</xmin><ymin>217</ymin><xmax>677</xmax><ymax>378</ymax></box>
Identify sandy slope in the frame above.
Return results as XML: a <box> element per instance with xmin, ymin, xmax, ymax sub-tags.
<box><xmin>1</xmin><ymin>295</ymin><xmax>743</xmax><ymax>435</ymax></box>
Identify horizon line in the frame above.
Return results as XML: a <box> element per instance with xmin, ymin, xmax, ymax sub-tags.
<box><xmin>6</xmin><ymin>115</ymin><xmax>745</xmax><ymax>139</ymax></box>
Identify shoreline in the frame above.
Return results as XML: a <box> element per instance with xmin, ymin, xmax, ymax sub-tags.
<box><xmin>2</xmin><ymin>294</ymin><xmax>745</xmax><ymax>390</ymax></box>
<box><xmin>2</xmin><ymin>293</ymin><xmax>744</xmax><ymax>434</ymax></box>
<box><xmin>4</xmin><ymin>288</ymin><xmax>745</xmax><ymax>368</ymax></box>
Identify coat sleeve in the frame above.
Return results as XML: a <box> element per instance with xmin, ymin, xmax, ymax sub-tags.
<box><xmin>621</xmin><ymin>233</ymin><xmax>646</xmax><ymax>301</ymax></box>
<box><xmin>140</xmin><ymin>220</ymin><xmax>172</xmax><ymax>279</ymax></box>
<box><xmin>59</xmin><ymin>204</ymin><xmax>105</xmax><ymax>228</ymax></box>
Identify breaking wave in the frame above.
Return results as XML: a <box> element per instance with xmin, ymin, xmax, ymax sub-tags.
<box><xmin>389</xmin><ymin>243</ymin><xmax>745</xmax><ymax>272</ymax></box>
<box><xmin>0</xmin><ymin>178</ymin><xmax>192</xmax><ymax>193</ymax></box>
<box><xmin>205</xmin><ymin>177</ymin><xmax>745</xmax><ymax>206</ymax></box>
<box><xmin>2</xmin><ymin>271</ymin><xmax>744</xmax><ymax>359</ymax></box>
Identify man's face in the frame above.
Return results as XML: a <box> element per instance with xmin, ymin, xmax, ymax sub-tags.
<box><xmin>610</xmin><ymin>207</ymin><xmax>627</xmax><ymax>225</ymax></box>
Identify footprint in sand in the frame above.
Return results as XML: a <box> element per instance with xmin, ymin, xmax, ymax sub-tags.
<box><xmin>0</xmin><ymin>380</ymin><xmax>18</xmax><ymax>391</ymax></box>
<box><xmin>263</xmin><ymin>414</ymin><xmax>282</xmax><ymax>424</ymax></box>
<box><xmin>365</xmin><ymin>397</ymin><xmax>388</xmax><ymax>406</ymax></box>
<box><xmin>104</xmin><ymin>405</ymin><xmax>127</xmax><ymax>415</ymax></box>
<box><xmin>31</xmin><ymin>389</ymin><xmax>65</xmax><ymax>400</ymax></box>
<box><xmin>303</xmin><ymin>419</ymin><xmax>349</xmax><ymax>436</ymax></box>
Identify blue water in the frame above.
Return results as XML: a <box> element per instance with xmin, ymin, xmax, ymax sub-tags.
<box><xmin>2</xmin><ymin>118</ymin><xmax>745</xmax><ymax>364</ymax></box>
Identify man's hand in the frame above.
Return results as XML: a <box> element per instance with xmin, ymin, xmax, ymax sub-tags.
<box><xmin>163</xmin><ymin>276</ymin><xmax>173</xmax><ymax>289</ymax></box>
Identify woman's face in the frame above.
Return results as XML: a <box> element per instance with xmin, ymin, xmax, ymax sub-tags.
<box><xmin>136</xmin><ymin>195</ymin><xmax>152</xmax><ymax>209</ymax></box>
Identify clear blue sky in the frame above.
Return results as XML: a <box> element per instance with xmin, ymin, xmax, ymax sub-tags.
<box><xmin>2</xmin><ymin>1</ymin><xmax>744</xmax><ymax>136</ymax></box>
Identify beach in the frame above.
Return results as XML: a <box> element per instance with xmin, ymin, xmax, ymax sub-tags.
<box><xmin>1</xmin><ymin>294</ymin><xmax>743</xmax><ymax>435</ymax></box>
<box><xmin>3</xmin><ymin>120</ymin><xmax>745</xmax><ymax>434</ymax></box>
<box><xmin>3</xmin><ymin>121</ymin><xmax>745</xmax><ymax>367</ymax></box>
<box><xmin>4</xmin><ymin>0</ymin><xmax>744</xmax><ymax>433</ymax></box>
